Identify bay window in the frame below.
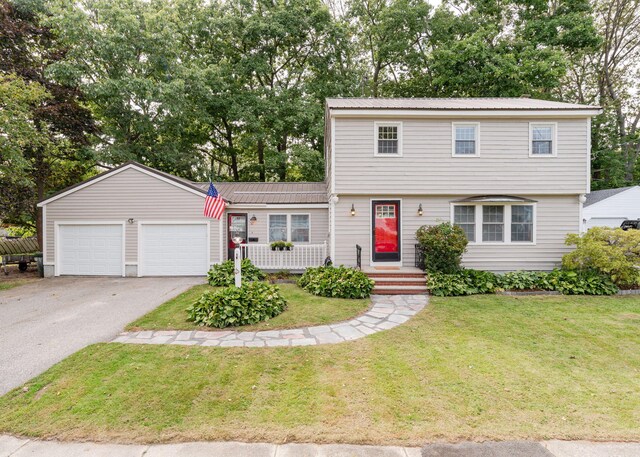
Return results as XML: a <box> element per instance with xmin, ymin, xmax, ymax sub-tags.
<box><xmin>452</xmin><ymin>202</ymin><xmax>535</xmax><ymax>244</ymax></box>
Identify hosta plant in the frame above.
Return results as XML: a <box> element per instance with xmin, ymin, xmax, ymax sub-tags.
<box><xmin>187</xmin><ymin>282</ymin><xmax>287</xmax><ymax>328</ymax></box>
<box><xmin>298</xmin><ymin>266</ymin><xmax>375</xmax><ymax>299</ymax></box>
<box><xmin>207</xmin><ymin>259</ymin><xmax>265</xmax><ymax>286</ymax></box>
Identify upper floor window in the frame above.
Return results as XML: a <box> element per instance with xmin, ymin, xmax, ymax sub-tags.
<box><xmin>530</xmin><ymin>123</ymin><xmax>556</xmax><ymax>157</ymax></box>
<box><xmin>452</xmin><ymin>123</ymin><xmax>479</xmax><ymax>156</ymax></box>
<box><xmin>374</xmin><ymin>122</ymin><xmax>402</xmax><ymax>156</ymax></box>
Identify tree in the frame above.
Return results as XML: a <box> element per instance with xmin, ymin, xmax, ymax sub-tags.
<box><xmin>0</xmin><ymin>0</ymin><xmax>96</xmax><ymax>246</ymax></box>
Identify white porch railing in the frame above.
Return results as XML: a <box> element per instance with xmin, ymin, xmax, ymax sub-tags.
<box><xmin>240</xmin><ymin>242</ymin><xmax>327</xmax><ymax>271</ymax></box>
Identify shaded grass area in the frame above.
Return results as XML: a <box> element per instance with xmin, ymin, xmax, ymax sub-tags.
<box><xmin>1</xmin><ymin>295</ymin><xmax>639</xmax><ymax>445</ymax></box>
<box><xmin>126</xmin><ymin>283</ymin><xmax>371</xmax><ymax>332</ymax></box>
<box><xmin>0</xmin><ymin>277</ymin><xmax>39</xmax><ymax>291</ymax></box>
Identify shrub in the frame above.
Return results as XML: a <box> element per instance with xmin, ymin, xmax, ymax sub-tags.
<box><xmin>187</xmin><ymin>282</ymin><xmax>287</xmax><ymax>328</ymax></box>
<box><xmin>427</xmin><ymin>269</ymin><xmax>498</xmax><ymax>297</ymax></box>
<box><xmin>428</xmin><ymin>268</ymin><xmax>618</xmax><ymax>296</ymax></box>
<box><xmin>547</xmin><ymin>269</ymin><xmax>618</xmax><ymax>295</ymax></box>
<box><xmin>298</xmin><ymin>266</ymin><xmax>375</xmax><ymax>298</ymax></box>
<box><xmin>207</xmin><ymin>259</ymin><xmax>265</xmax><ymax>286</ymax></box>
<box><xmin>498</xmin><ymin>271</ymin><xmax>554</xmax><ymax>291</ymax></box>
<box><xmin>416</xmin><ymin>222</ymin><xmax>468</xmax><ymax>273</ymax></box>
<box><xmin>563</xmin><ymin>227</ymin><xmax>640</xmax><ymax>287</ymax></box>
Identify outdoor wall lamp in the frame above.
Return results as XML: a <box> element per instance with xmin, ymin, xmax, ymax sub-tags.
<box><xmin>417</xmin><ymin>204</ymin><xmax>423</xmax><ymax>216</ymax></box>
<box><xmin>350</xmin><ymin>204</ymin><xmax>356</xmax><ymax>216</ymax></box>
<box><xmin>127</xmin><ymin>218</ymin><xmax>135</xmax><ymax>224</ymax></box>
<box><xmin>250</xmin><ymin>214</ymin><xmax>257</xmax><ymax>225</ymax></box>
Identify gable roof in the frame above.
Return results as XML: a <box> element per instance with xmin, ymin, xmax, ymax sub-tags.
<box><xmin>326</xmin><ymin>97</ymin><xmax>600</xmax><ymax>111</ymax></box>
<box><xmin>199</xmin><ymin>182</ymin><xmax>328</xmax><ymax>204</ymax></box>
<box><xmin>37</xmin><ymin>161</ymin><xmax>206</xmax><ymax>207</ymax></box>
<box><xmin>584</xmin><ymin>186</ymin><xmax>638</xmax><ymax>207</ymax></box>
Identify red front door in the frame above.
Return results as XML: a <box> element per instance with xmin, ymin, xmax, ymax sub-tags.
<box><xmin>227</xmin><ymin>213</ymin><xmax>247</xmax><ymax>259</ymax></box>
<box><xmin>372</xmin><ymin>200</ymin><xmax>400</xmax><ymax>262</ymax></box>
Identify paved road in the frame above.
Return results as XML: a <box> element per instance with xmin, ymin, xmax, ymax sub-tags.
<box><xmin>0</xmin><ymin>277</ymin><xmax>202</xmax><ymax>395</ymax></box>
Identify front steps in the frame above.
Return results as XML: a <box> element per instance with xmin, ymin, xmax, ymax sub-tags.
<box><xmin>365</xmin><ymin>271</ymin><xmax>428</xmax><ymax>295</ymax></box>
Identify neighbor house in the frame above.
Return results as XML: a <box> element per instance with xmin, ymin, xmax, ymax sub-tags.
<box><xmin>582</xmin><ymin>186</ymin><xmax>640</xmax><ymax>230</ymax></box>
<box><xmin>37</xmin><ymin>98</ymin><xmax>601</xmax><ymax>278</ymax></box>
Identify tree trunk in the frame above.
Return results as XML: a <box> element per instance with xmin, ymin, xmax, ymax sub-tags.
<box><xmin>223</xmin><ymin>120</ymin><xmax>239</xmax><ymax>181</ymax></box>
<box><xmin>257</xmin><ymin>138</ymin><xmax>265</xmax><ymax>181</ymax></box>
<box><xmin>277</xmin><ymin>134</ymin><xmax>288</xmax><ymax>181</ymax></box>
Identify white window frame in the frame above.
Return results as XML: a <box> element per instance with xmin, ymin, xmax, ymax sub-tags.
<box><xmin>450</xmin><ymin>202</ymin><xmax>536</xmax><ymax>245</ymax></box>
<box><xmin>452</xmin><ymin>122</ymin><xmax>480</xmax><ymax>157</ymax></box>
<box><xmin>529</xmin><ymin>122</ymin><xmax>557</xmax><ymax>157</ymax></box>
<box><xmin>267</xmin><ymin>213</ymin><xmax>311</xmax><ymax>243</ymax></box>
<box><xmin>374</xmin><ymin>121</ymin><xmax>403</xmax><ymax>156</ymax></box>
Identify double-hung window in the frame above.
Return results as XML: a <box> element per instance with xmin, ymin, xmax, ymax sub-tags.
<box><xmin>482</xmin><ymin>205</ymin><xmax>505</xmax><ymax>242</ymax></box>
<box><xmin>511</xmin><ymin>205</ymin><xmax>534</xmax><ymax>242</ymax></box>
<box><xmin>453</xmin><ymin>205</ymin><xmax>476</xmax><ymax>242</ymax></box>
<box><xmin>268</xmin><ymin>214</ymin><xmax>310</xmax><ymax>243</ymax></box>
<box><xmin>374</xmin><ymin>122</ymin><xmax>402</xmax><ymax>155</ymax></box>
<box><xmin>452</xmin><ymin>123</ymin><xmax>479</xmax><ymax>156</ymax></box>
<box><xmin>530</xmin><ymin>123</ymin><xmax>556</xmax><ymax>156</ymax></box>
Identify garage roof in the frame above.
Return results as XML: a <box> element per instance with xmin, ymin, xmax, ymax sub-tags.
<box><xmin>584</xmin><ymin>186</ymin><xmax>637</xmax><ymax>207</ymax></box>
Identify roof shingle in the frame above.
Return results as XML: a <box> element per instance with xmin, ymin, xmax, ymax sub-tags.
<box><xmin>199</xmin><ymin>182</ymin><xmax>328</xmax><ymax>204</ymax></box>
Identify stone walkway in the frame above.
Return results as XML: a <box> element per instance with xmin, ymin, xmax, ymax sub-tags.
<box><xmin>112</xmin><ymin>294</ymin><xmax>428</xmax><ymax>347</ymax></box>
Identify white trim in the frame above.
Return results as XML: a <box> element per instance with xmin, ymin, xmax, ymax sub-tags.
<box><xmin>331</xmin><ymin>117</ymin><xmax>336</xmax><ymax>195</ymax></box>
<box><xmin>42</xmin><ymin>205</ymin><xmax>47</xmax><ymax>264</ymax></box>
<box><xmin>373</xmin><ymin>121</ymin><xmax>403</xmax><ymax>157</ymax></box>
<box><xmin>37</xmin><ymin>164</ymin><xmax>204</xmax><ymax>207</ymax></box>
<box><xmin>54</xmin><ymin>221</ymin><xmax>126</xmax><ymax>277</ymax></box>
<box><xmin>451</xmin><ymin>122</ymin><xmax>480</xmax><ymax>157</ymax></box>
<box><xmin>450</xmin><ymin>202</ymin><xmax>537</xmax><ymax>245</ymax></box>
<box><xmin>331</xmin><ymin>109</ymin><xmax>602</xmax><ymax>118</ymax></box>
<box><xmin>226</xmin><ymin>204</ymin><xmax>328</xmax><ymax>209</ymax></box>
<box><xmin>329</xmin><ymin>196</ymin><xmax>337</xmax><ymax>261</ymax></box>
<box><xmin>529</xmin><ymin>122</ymin><xmax>558</xmax><ymax>157</ymax></box>
<box><xmin>137</xmin><ymin>221</ymin><xmax>210</xmax><ymax>277</ymax></box>
<box><xmin>219</xmin><ymin>218</ymin><xmax>224</xmax><ymax>264</ymax></box>
<box><xmin>369</xmin><ymin>198</ymin><xmax>403</xmax><ymax>267</ymax></box>
<box><xmin>267</xmin><ymin>213</ymin><xmax>311</xmax><ymax>243</ymax></box>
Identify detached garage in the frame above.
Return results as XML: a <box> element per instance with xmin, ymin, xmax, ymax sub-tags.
<box><xmin>38</xmin><ymin>162</ymin><xmax>222</xmax><ymax>277</ymax></box>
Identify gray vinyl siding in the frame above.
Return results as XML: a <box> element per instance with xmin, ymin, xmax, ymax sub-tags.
<box><xmin>333</xmin><ymin>118</ymin><xmax>589</xmax><ymax>195</ymax></box>
<box><xmin>333</xmin><ymin>195</ymin><xmax>579</xmax><ymax>271</ymax></box>
<box><xmin>223</xmin><ymin>207</ymin><xmax>329</xmax><ymax>260</ymax></box>
<box><xmin>44</xmin><ymin>167</ymin><xmax>221</xmax><ymax>266</ymax></box>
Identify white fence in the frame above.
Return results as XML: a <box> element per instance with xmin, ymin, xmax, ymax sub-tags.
<box><xmin>240</xmin><ymin>242</ymin><xmax>327</xmax><ymax>271</ymax></box>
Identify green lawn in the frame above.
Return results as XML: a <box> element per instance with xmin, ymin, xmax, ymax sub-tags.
<box><xmin>127</xmin><ymin>283</ymin><xmax>371</xmax><ymax>332</ymax></box>
<box><xmin>1</xmin><ymin>294</ymin><xmax>639</xmax><ymax>445</ymax></box>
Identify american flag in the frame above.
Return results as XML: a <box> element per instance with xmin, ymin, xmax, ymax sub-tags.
<box><xmin>203</xmin><ymin>182</ymin><xmax>226</xmax><ymax>219</ymax></box>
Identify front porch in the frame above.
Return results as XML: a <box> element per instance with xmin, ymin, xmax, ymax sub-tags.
<box><xmin>361</xmin><ymin>265</ymin><xmax>427</xmax><ymax>295</ymax></box>
<box><xmin>240</xmin><ymin>242</ymin><xmax>328</xmax><ymax>272</ymax></box>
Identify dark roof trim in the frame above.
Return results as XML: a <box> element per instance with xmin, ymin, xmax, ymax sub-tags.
<box><xmin>452</xmin><ymin>195</ymin><xmax>538</xmax><ymax>203</ymax></box>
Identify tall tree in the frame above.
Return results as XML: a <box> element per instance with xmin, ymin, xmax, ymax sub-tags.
<box><xmin>0</xmin><ymin>0</ymin><xmax>95</xmax><ymax>246</ymax></box>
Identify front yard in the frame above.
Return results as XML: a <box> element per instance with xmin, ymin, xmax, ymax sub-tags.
<box><xmin>1</xmin><ymin>294</ymin><xmax>639</xmax><ymax>445</ymax></box>
<box><xmin>126</xmin><ymin>283</ymin><xmax>371</xmax><ymax>332</ymax></box>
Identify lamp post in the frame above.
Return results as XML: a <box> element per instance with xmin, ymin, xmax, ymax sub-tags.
<box><xmin>232</xmin><ymin>235</ymin><xmax>244</xmax><ymax>288</ymax></box>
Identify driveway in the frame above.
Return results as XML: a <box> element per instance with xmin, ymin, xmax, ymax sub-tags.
<box><xmin>0</xmin><ymin>277</ymin><xmax>202</xmax><ymax>396</ymax></box>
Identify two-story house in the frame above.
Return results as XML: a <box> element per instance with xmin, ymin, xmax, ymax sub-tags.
<box><xmin>37</xmin><ymin>98</ymin><xmax>600</xmax><ymax>278</ymax></box>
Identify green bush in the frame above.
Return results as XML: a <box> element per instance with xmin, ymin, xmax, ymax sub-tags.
<box><xmin>207</xmin><ymin>259</ymin><xmax>265</xmax><ymax>286</ymax></box>
<box><xmin>416</xmin><ymin>222</ymin><xmax>468</xmax><ymax>273</ymax></box>
<box><xmin>298</xmin><ymin>266</ymin><xmax>375</xmax><ymax>298</ymax></box>
<box><xmin>427</xmin><ymin>268</ymin><xmax>618</xmax><ymax>297</ymax></box>
<box><xmin>563</xmin><ymin>227</ymin><xmax>640</xmax><ymax>287</ymax></box>
<box><xmin>546</xmin><ymin>269</ymin><xmax>618</xmax><ymax>295</ymax></box>
<box><xmin>187</xmin><ymin>282</ymin><xmax>287</xmax><ymax>328</ymax></box>
<box><xmin>498</xmin><ymin>271</ymin><xmax>554</xmax><ymax>291</ymax></box>
<box><xmin>427</xmin><ymin>269</ymin><xmax>498</xmax><ymax>297</ymax></box>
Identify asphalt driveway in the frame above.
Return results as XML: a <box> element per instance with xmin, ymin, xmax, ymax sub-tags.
<box><xmin>0</xmin><ymin>277</ymin><xmax>202</xmax><ymax>395</ymax></box>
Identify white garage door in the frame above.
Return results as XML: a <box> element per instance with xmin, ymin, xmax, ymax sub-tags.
<box><xmin>58</xmin><ymin>224</ymin><xmax>123</xmax><ymax>276</ymax></box>
<box><xmin>140</xmin><ymin>224</ymin><xmax>209</xmax><ymax>276</ymax></box>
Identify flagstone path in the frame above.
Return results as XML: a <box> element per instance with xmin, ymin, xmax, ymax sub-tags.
<box><xmin>112</xmin><ymin>294</ymin><xmax>428</xmax><ymax>347</ymax></box>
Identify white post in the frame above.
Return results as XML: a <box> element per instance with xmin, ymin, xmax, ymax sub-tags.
<box><xmin>234</xmin><ymin>246</ymin><xmax>242</xmax><ymax>288</ymax></box>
